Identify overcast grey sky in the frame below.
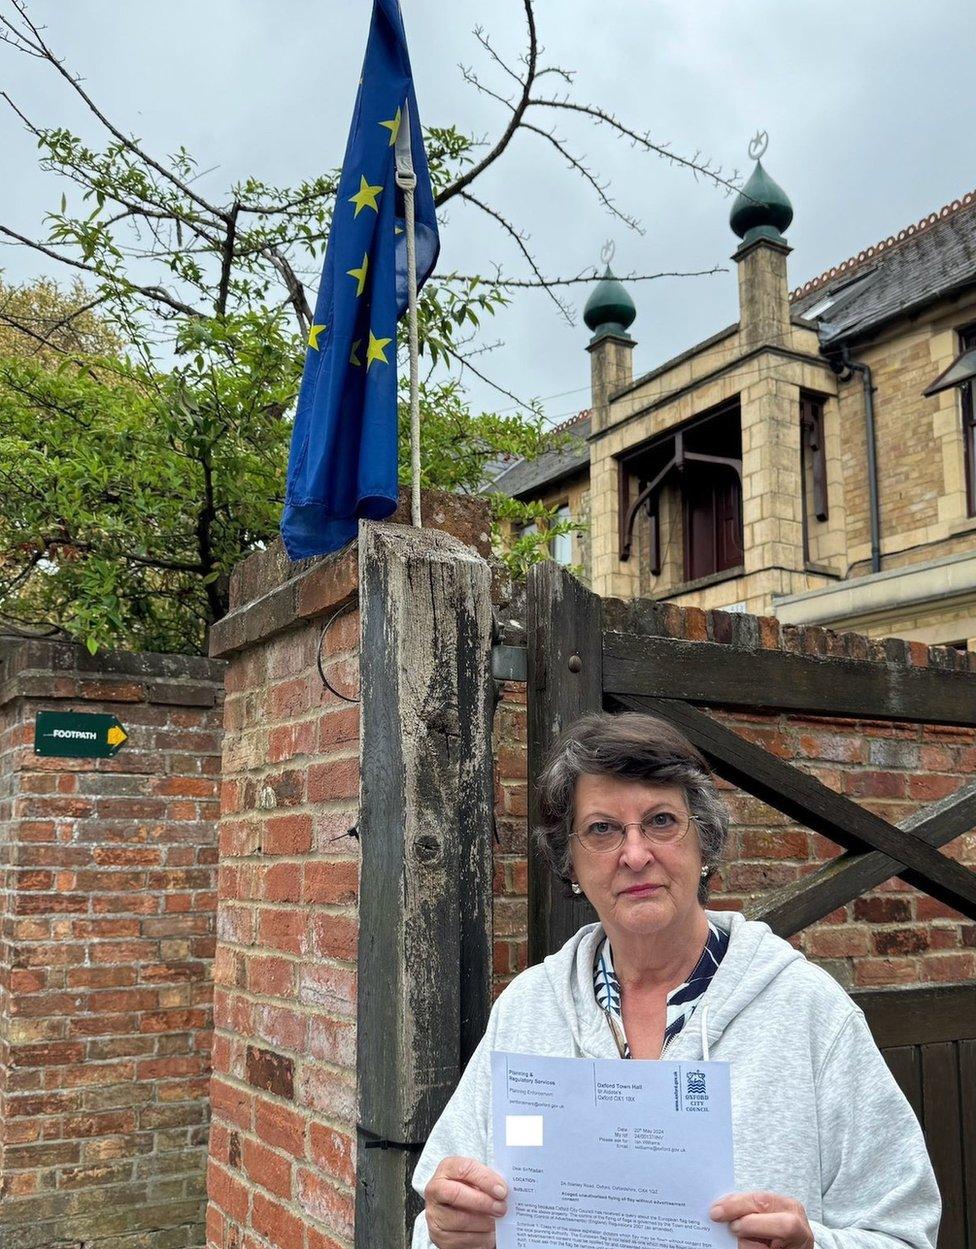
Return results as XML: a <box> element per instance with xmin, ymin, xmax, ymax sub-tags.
<box><xmin>2</xmin><ymin>1</ymin><xmax>975</xmax><ymax>422</ymax></box>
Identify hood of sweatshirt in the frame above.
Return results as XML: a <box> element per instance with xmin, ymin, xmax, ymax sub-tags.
<box><xmin>541</xmin><ymin>908</ymin><xmax>804</xmax><ymax>1061</ymax></box>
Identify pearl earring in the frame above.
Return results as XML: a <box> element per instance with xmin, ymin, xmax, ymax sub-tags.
<box><xmin>571</xmin><ymin>882</ymin><xmax>582</xmax><ymax>895</ymax></box>
<box><xmin>700</xmin><ymin>864</ymin><xmax>710</xmax><ymax>877</ymax></box>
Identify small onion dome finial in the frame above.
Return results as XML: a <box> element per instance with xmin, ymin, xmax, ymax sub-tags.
<box><xmin>583</xmin><ymin>264</ymin><xmax>636</xmax><ymax>341</ymax></box>
<box><xmin>730</xmin><ymin>148</ymin><xmax>793</xmax><ymax>247</ymax></box>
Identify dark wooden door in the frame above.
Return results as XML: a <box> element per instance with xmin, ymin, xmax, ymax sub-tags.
<box><xmin>684</xmin><ymin>470</ymin><xmax>743</xmax><ymax>581</ymax></box>
<box><xmin>854</xmin><ymin>983</ymin><xmax>976</xmax><ymax>1247</ymax></box>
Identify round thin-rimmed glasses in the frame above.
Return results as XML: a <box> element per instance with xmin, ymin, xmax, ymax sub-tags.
<box><xmin>572</xmin><ymin>811</ymin><xmax>695</xmax><ymax>853</ymax></box>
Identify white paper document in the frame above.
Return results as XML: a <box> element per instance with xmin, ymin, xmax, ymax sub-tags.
<box><xmin>492</xmin><ymin>1051</ymin><xmax>735</xmax><ymax>1249</ymax></box>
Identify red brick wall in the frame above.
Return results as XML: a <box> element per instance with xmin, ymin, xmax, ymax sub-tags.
<box><xmin>205</xmin><ymin>496</ymin><xmax>497</xmax><ymax>1249</ymax></box>
<box><xmin>490</xmin><ymin>607</ymin><xmax>976</xmax><ymax>994</ymax></box>
<box><xmin>493</xmin><ymin>680</ymin><xmax>528</xmax><ymax>991</ymax></box>
<box><xmin>0</xmin><ymin>641</ymin><xmax>223</xmax><ymax>1249</ymax></box>
<box><xmin>206</xmin><ymin>546</ymin><xmax>361</xmax><ymax>1249</ymax></box>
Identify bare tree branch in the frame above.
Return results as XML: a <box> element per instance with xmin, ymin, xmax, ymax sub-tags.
<box><xmin>534</xmin><ymin>97</ymin><xmax>743</xmax><ymax>197</ymax></box>
<box><xmin>441</xmin><ymin>340</ymin><xmax>537</xmax><ymax>411</ymax></box>
<box><xmin>436</xmin><ymin>0</ymin><xmax>537</xmax><ymax>207</ymax></box>
<box><xmin>27</xmin><ymin>289</ymin><xmax>116</xmax><ymax>354</ymax></box>
<box><xmin>0</xmin><ymin>223</ymin><xmax>205</xmax><ymax>318</ymax></box>
<box><xmin>262</xmin><ymin>245</ymin><xmax>313</xmax><ymax>337</ymax></box>
<box><xmin>0</xmin><ymin>91</ymin><xmax>224</xmax><ymax>247</ymax></box>
<box><xmin>521</xmin><ymin>120</ymin><xmax>643</xmax><ymax>234</ymax></box>
<box><xmin>216</xmin><ymin>202</ymin><xmax>240</xmax><ymax>318</ymax></box>
<box><xmin>457</xmin><ymin>189</ymin><xmax>573</xmax><ymax>322</ymax></box>
<box><xmin>0</xmin><ymin>0</ymin><xmax>226</xmax><ymax>220</ymax></box>
<box><xmin>472</xmin><ymin>23</ymin><xmax>526</xmax><ymax>92</ymax></box>
<box><xmin>449</xmin><ymin>266</ymin><xmax>726</xmax><ymax>289</ymax></box>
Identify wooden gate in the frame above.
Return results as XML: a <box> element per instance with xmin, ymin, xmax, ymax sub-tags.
<box><xmin>525</xmin><ymin>562</ymin><xmax>976</xmax><ymax>1247</ymax></box>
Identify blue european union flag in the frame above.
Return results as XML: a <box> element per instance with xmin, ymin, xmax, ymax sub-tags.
<box><xmin>280</xmin><ymin>0</ymin><xmax>439</xmax><ymax>559</ymax></box>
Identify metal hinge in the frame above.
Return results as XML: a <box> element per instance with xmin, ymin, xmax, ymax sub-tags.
<box><xmin>491</xmin><ymin>644</ymin><xmax>527</xmax><ymax>683</ymax></box>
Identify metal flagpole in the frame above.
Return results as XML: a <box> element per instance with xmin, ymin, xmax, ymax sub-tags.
<box><xmin>395</xmin><ymin>103</ymin><xmax>422</xmax><ymax>529</ymax></box>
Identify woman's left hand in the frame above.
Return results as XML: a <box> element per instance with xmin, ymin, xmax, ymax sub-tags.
<box><xmin>709</xmin><ymin>1191</ymin><xmax>814</xmax><ymax>1248</ymax></box>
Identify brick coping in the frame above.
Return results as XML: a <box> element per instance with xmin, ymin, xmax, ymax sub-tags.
<box><xmin>601</xmin><ymin>596</ymin><xmax>976</xmax><ymax>674</ymax></box>
<box><xmin>0</xmin><ymin>638</ymin><xmax>224</xmax><ymax>709</ymax></box>
<box><xmin>212</xmin><ymin>489</ymin><xmax>492</xmax><ymax>660</ymax></box>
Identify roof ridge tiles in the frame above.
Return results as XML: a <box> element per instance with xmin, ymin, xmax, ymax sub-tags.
<box><xmin>549</xmin><ymin>408</ymin><xmax>592</xmax><ymax>433</ymax></box>
<box><xmin>790</xmin><ymin>188</ymin><xmax>976</xmax><ymax>301</ymax></box>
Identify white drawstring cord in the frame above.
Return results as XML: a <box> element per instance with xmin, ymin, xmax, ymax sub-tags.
<box><xmin>394</xmin><ymin>100</ymin><xmax>422</xmax><ymax>529</ymax></box>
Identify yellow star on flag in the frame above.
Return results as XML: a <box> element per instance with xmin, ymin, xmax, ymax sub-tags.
<box><xmin>349</xmin><ymin>339</ymin><xmax>363</xmax><ymax>367</ymax></box>
<box><xmin>347</xmin><ymin>253</ymin><xmax>369</xmax><ymax>297</ymax></box>
<box><xmin>349</xmin><ymin>173</ymin><xmax>383</xmax><ymax>217</ymax></box>
<box><xmin>366</xmin><ymin>329</ymin><xmax>392</xmax><ymax>371</ymax></box>
<box><xmin>379</xmin><ymin>106</ymin><xmax>402</xmax><ymax>147</ymax></box>
<box><xmin>394</xmin><ymin>225</ymin><xmax>404</xmax><ymax>236</ymax></box>
<box><xmin>307</xmin><ymin>323</ymin><xmax>327</xmax><ymax>350</ymax></box>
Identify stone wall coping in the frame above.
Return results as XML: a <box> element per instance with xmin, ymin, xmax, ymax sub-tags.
<box><xmin>496</xmin><ymin>578</ymin><xmax>976</xmax><ymax>675</ymax></box>
<box><xmin>0</xmin><ymin>638</ymin><xmax>225</xmax><ymax>709</ymax></box>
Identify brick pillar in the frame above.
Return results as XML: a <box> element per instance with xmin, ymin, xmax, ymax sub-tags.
<box><xmin>0</xmin><ymin>640</ymin><xmax>223</xmax><ymax>1249</ymax></box>
<box><xmin>205</xmin><ymin>491</ymin><xmax>493</xmax><ymax>1249</ymax></box>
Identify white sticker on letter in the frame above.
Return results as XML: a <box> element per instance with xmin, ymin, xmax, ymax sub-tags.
<box><xmin>505</xmin><ymin>1115</ymin><xmax>544</xmax><ymax>1147</ymax></box>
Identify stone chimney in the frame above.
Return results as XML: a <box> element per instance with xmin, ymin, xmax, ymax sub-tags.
<box><xmin>584</xmin><ymin>263</ymin><xmax>636</xmax><ymax>432</ymax></box>
<box><xmin>730</xmin><ymin>155</ymin><xmax>793</xmax><ymax>351</ymax></box>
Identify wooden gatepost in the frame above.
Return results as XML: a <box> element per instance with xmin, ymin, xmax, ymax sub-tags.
<box><xmin>357</xmin><ymin>524</ymin><xmax>494</xmax><ymax>1245</ymax></box>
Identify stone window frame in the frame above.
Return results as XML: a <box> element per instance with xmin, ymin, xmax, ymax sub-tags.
<box><xmin>617</xmin><ymin>396</ymin><xmax>743</xmax><ymax>583</ymax></box>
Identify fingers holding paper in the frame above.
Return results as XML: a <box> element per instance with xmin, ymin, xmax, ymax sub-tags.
<box><xmin>709</xmin><ymin>1190</ymin><xmax>814</xmax><ymax>1248</ymax></box>
<box><xmin>424</xmin><ymin>1154</ymin><xmax>508</xmax><ymax>1248</ymax></box>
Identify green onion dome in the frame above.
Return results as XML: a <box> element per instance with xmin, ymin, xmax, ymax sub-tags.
<box><xmin>583</xmin><ymin>266</ymin><xmax>636</xmax><ymax>340</ymax></box>
<box><xmin>730</xmin><ymin>159</ymin><xmax>793</xmax><ymax>246</ymax></box>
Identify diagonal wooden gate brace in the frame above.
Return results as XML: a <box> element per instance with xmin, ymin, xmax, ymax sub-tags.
<box><xmin>611</xmin><ymin>692</ymin><xmax>976</xmax><ymax>929</ymax></box>
<box><xmin>755</xmin><ymin>784</ymin><xmax>976</xmax><ymax>936</ymax></box>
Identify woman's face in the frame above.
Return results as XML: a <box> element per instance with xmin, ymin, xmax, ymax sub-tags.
<box><xmin>569</xmin><ymin>772</ymin><xmax>705</xmax><ymax>939</ymax></box>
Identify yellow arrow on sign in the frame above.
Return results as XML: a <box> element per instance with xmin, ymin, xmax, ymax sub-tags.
<box><xmin>106</xmin><ymin>725</ymin><xmax>127</xmax><ymax>747</ymax></box>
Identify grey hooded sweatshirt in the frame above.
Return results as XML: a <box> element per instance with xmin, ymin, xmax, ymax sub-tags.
<box><xmin>411</xmin><ymin>909</ymin><xmax>940</xmax><ymax>1248</ymax></box>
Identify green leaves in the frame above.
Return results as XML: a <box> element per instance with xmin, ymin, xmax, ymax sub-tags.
<box><xmin>0</xmin><ymin>301</ymin><xmax>293</xmax><ymax>654</ymax></box>
<box><xmin>489</xmin><ymin>495</ymin><xmax>588</xmax><ymax>579</ymax></box>
<box><xmin>2</xmin><ymin>101</ymin><xmax>580</xmax><ymax>654</ymax></box>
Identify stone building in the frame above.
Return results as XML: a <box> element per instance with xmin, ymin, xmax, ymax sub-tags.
<box><xmin>494</xmin><ymin>161</ymin><xmax>976</xmax><ymax>649</ymax></box>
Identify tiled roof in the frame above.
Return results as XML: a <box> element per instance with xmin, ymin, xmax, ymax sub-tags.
<box><xmin>790</xmin><ymin>189</ymin><xmax>976</xmax><ymax>344</ymax></box>
<box><xmin>491</xmin><ymin>411</ymin><xmax>591</xmax><ymax>499</ymax></box>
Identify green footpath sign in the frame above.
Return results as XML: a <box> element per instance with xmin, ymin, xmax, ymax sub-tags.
<box><xmin>34</xmin><ymin>711</ymin><xmax>129</xmax><ymax>758</ymax></box>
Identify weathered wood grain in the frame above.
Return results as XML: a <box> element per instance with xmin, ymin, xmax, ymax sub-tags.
<box><xmin>853</xmin><ymin>984</ymin><xmax>976</xmax><ymax>1048</ymax></box>
<box><xmin>603</xmin><ymin>631</ymin><xmax>976</xmax><ymax>725</ymax></box>
<box><xmin>356</xmin><ymin>523</ymin><xmax>494</xmax><ymax>1249</ymax></box>
<box><xmin>526</xmin><ymin>562</ymin><xmax>601</xmax><ymax>964</ymax></box>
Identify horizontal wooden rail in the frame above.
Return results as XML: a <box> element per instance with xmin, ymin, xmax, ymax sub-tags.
<box><xmin>604</xmin><ymin>631</ymin><xmax>976</xmax><ymax>726</ymax></box>
<box><xmin>852</xmin><ymin>984</ymin><xmax>976</xmax><ymax>1048</ymax></box>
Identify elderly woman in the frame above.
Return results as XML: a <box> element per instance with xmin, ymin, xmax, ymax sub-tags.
<box><xmin>412</xmin><ymin>712</ymin><xmax>941</xmax><ymax>1249</ymax></box>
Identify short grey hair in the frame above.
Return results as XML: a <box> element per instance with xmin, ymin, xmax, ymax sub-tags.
<box><xmin>533</xmin><ymin>711</ymin><xmax>729</xmax><ymax>904</ymax></box>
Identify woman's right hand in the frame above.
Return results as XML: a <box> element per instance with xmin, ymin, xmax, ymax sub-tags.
<box><xmin>424</xmin><ymin>1155</ymin><xmax>509</xmax><ymax>1248</ymax></box>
